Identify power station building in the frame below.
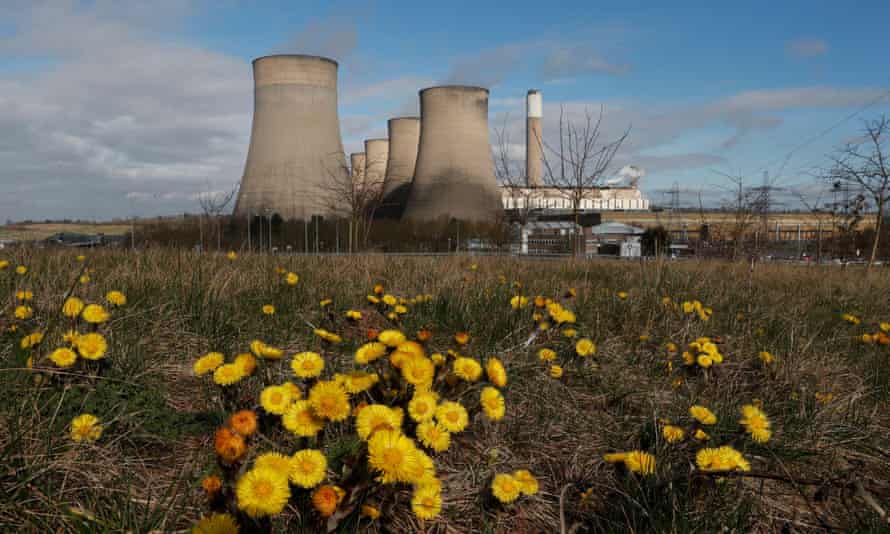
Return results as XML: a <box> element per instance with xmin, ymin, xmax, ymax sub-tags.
<box><xmin>234</xmin><ymin>54</ymin><xmax>649</xmax><ymax>226</ymax></box>
<box><xmin>235</xmin><ymin>55</ymin><xmax>348</xmax><ymax>220</ymax></box>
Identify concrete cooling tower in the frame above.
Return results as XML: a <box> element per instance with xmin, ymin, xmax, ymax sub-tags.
<box><xmin>363</xmin><ymin>139</ymin><xmax>389</xmax><ymax>190</ymax></box>
<box><xmin>401</xmin><ymin>86</ymin><xmax>503</xmax><ymax>222</ymax></box>
<box><xmin>234</xmin><ymin>55</ymin><xmax>347</xmax><ymax>220</ymax></box>
<box><xmin>526</xmin><ymin>89</ymin><xmax>543</xmax><ymax>187</ymax></box>
<box><xmin>378</xmin><ymin>117</ymin><xmax>420</xmax><ymax>218</ymax></box>
<box><xmin>350</xmin><ymin>152</ymin><xmax>366</xmax><ymax>185</ymax></box>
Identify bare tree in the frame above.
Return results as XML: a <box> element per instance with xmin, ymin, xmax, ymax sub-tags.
<box><xmin>492</xmin><ymin>114</ymin><xmax>536</xmax><ymax>225</ymax></box>
<box><xmin>198</xmin><ymin>182</ymin><xmax>237</xmax><ymax>251</ymax></box>
<box><xmin>790</xmin><ymin>183</ymin><xmax>834</xmax><ymax>262</ymax></box>
<box><xmin>540</xmin><ymin>105</ymin><xmax>630</xmax><ymax>254</ymax></box>
<box><xmin>826</xmin><ymin>115</ymin><xmax>890</xmax><ymax>269</ymax></box>
<box><xmin>318</xmin><ymin>152</ymin><xmax>386</xmax><ymax>252</ymax></box>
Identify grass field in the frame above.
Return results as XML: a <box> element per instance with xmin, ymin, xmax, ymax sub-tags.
<box><xmin>1</xmin><ymin>250</ymin><xmax>888</xmax><ymax>532</ymax></box>
<box><xmin>0</xmin><ymin>223</ymin><xmax>131</xmax><ymax>241</ymax></box>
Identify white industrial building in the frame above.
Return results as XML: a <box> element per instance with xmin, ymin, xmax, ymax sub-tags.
<box><xmin>501</xmin><ymin>186</ymin><xmax>650</xmax><ymax>211</ymax></box>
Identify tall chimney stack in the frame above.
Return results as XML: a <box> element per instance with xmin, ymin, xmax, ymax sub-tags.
<box><xmin>526</xmin><ymin>89</ymin><xmax>543</xmax><ymax>187</ymax></box>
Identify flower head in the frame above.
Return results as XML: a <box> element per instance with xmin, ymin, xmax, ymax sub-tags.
<box><xmin>411</xmin><ymin>485</ymin><xmax>442</xmax><ymax>519</ymax></box>
<box><xmin>513</xmin><ymin>470</ymin><xmax>539</xmax><ymax>495</ymax></box>
<box><xmin>82</xmin><ymin>304</ymin><xmax>110</xmax><ymax>324</ymax></box>
<box><xmin>193</xmin><ymin>513</ymin><xmax>238</xmax><ymax>534</ymax></box>
<box><xmin>236</xmin><ymin>467</ymin><xmax>290</xmax><ymax>517</ymax></box>
<box><xmin>260</xmin><ymin>385</ymin><xmax>293</xmax><ymax>415</ymax></box>
<box><xmin>378</xmin><ymin>329</ymin><xmax>406</xmax><ymax>347</ymax></box>
<box><xmin>254</xmin><ymin>452</ymin><xmax>294</xmax><ymax>477</ymax></box>
<box><xmin>435</xmin><ymin>401</ymin><xmax>468</xmax><ymax>433</ymax></box>
<box><xmin>575</xmin><ymin>338</ymin><xmax>596</xmax><ymax>357</ymax></box>
<box><xmin>194</xmin><ymin>352</ymin><xmax>224</xmax><ymax>376</ymax></box>
<box><xmin>689</xmin><ymin>405</ymin><xmax>717</xmax><ymax>425</ymax></box>
<box><xmin>416</xmin><ymin>421</ymin><xmax>451</xmax><ymax>452</ymax></box>
<box><xmin>367</xmin><ymin>429</ymin><xmax>420</xmax><ymax>484</ymax></box>
<box><xmin>62</xmin><ymin>297</ymin><xmax>85</xmax><ymax>317</ymax></box>
<box><xmin>290</xmin><ymin>449</ymin><xmax>328</xmax><ymax>488</ymax></box>
<box><xmin>356</xmin><ymin>404</ymin><xmax>403</xmax><ymax>440</ymax></box>
<box><xmin>452</xmin><ymin>357</ymin><xmax>482</xmax><ymax>381</ymax></box>
<box><xmin>312</xmin><ymin>485</ymin><xmax>345</xmax><ymax>517</ymax></box>
<box><xmin>70</xmin><ymin>414</ymin><xmax>102</xmax><ymax>443</ymax></box>
<box><xmin>283</xmin><ymin>400</ymin><xmax>325</xmax><ymax>437</ymax></box>
<box><xmin>106</xmin><ymin>291</ymin><xmax>127</xmax><ymax>306</ymax></box>
<box><xmin>229</xmin><ymin>410</ymin><xmax>258</xmax><ymax>437</ymax></box>
<box><xmin>480</xmin><ymin>386</ymin><xmax>505</xmax><ymax>421</ymax></box>
<box><xmin>214</xmin><ymin>427</ymin><xmax>247</xmax><ymax>463</ymax></box>
<box><xmin>291</xmin><ymin>351</ymin><xmax>325</xmax><ymax>379</ymax></box>
<box><xmin>262</xmin><ymin>304</ymin><xmax>275</xmax><ymax>315</ymax></box>
<box><xmin>285</xmin><ymin>272</ymin><xmax>299</xmax><ymax>285</ymax></box>
<box><xmin>355</xmin><ymin>342</ymin><xmax>388</xmax><ymax>364</ymax></box>
<box><xmin>486</xmin><ymin>357</ymin><xmax>507</xmax><ymax>387</ymax></box>
<box><xmin>491</xmin><ymin>473</ymin><xmax>521</xmax><ymax>503</ymax></box>
<box><xmin>662</xmin><ymin>424</ymin><xmax>685</xmax><ymax>444</ymax></box>
<box><xmin>549</xmin><ymin>365</ymin><xmax>563</xmax><ymax>379</ymax></box>
<box><xmin>408</xmin><ymin>392</ymin><xmax>438</xmax><ymax>423</ymax></box>
<box><xmin>213</xmin><ymin>364</ymin><xmax>244</xmax><ymax>386</ymax></box>
<box><xmin>76</xmin><ymin>333</ymin><xmax>107</xmax><ymax>360</ymax></box>
<box><xmin>308</xmin><ymin>380</ymin><xmax>350</xmax><ymax>421</ymax></box>
<box><xmin>50</xmin><ymin>347</ymin><xmax>78</xmax><ymax>368</ymax></box>
<box><xmin>739</xmin><ymin>404</ymin><xmax>772</xmax><ymax>443</ymax></box>
<box><xmin>14</xmin><ymin>305</ymin><xmax>33</xmax><ymax>319</ymax></box>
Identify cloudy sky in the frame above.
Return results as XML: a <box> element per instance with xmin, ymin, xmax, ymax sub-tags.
<box><xmin>1</xmin><ymin>0</ymin><xmax>889</xmax><ymax>221</ymax></box>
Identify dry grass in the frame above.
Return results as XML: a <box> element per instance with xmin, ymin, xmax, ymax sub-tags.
<box><xmin>0</xmin><ymin>223</ymin><xmax>131</xmax><ymax>241</ymax></box>
<box><xmin>1</xmin><ymin>250</ymin><xmax>889</xmax><ymax>532</ymax></box>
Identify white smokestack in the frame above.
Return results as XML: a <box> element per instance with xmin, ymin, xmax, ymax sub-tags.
<box><xmin>526</xmin><ymin>89</ymin><xmax>543</xmax><ymax>187</ymax></box>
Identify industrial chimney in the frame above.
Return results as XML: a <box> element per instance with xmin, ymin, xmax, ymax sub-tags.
<box><xmin>350</xmin><ymin>152</ymin><xmax>366</xmax><ymax>185</ymax></box>
<box><xmin>526</xmin><ymin>89</ymin><xmax>543</xmax><ymax>187</ymax></box>
<box><xmin>402</xmin><ymin>86</ymin><xmax>503</xmax><ymax>222</ymax></box>
<box><xmin>378</xmin><ymin>117</ymin><xmax>420</xmax><ymax>218</ymax></box>
<box><xmin>363</xmin><ymin>139</ymin><xmax>389</xmax><ymax>192</ymax></box>
<box><xmin>234</xmin><ymin>55</ymin><xmax>347</xmax><ymax>220</ymax></box>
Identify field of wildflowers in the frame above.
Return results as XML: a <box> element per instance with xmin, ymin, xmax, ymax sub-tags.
<box><xmin>1</xmin><ymin>251</ymin><xmax>888</xmax><ymax>532</ymax></box>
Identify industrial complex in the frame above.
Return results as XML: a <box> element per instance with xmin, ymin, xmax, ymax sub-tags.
<box><xmin>234</xmin><ymin>53</ymin><xmax>651</xmax><ymax>232</ymax></box>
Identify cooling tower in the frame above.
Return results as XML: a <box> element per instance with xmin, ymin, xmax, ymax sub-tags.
<box><xmin>363</xmin><ymin>139</ymin><xmax>389</xmax><ymax>191</ymax></box>
<box><xmin>234</xmin><ymin>55</ymin><xmax>347</xmax><ymax>220</ymax></box>
<box><xmin>350</xmin><ymin>152</ymin><xmax>366</xmax><ymax>185</ymax></box>
<box><xmin>378</xmin><ymin>117</ymin><xmax>420</xmax><ymax>218</ymax></box>
<box><xmin>402</xmin><ymin>86</ymin><xmax>503</xmax><ymax>222</ymax></box>
<box><xmin>526</xmin><ymin>89</ymin><xmax>543</xmax><ymax>187</ymax></box>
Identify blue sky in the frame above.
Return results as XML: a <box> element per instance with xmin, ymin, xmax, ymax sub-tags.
<box><xmin>1</xmin><ymin>0</ymin><xmax>889</xmax><ymax>220</ymax></box>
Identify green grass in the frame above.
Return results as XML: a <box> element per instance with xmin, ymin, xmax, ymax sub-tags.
<box><xmin>1</xmin><ymin>250</ymin><xmax>889</xmax><ymax>532</ymax></box>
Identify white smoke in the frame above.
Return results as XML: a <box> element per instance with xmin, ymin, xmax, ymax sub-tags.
<box><xmin>616</xmin><ymin>165</ymin><xmax>645</xmax><ymax>187</ymax></box>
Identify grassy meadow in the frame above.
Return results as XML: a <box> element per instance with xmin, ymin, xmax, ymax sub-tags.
<box><xmin>1</xmin><ymin>250</ymin><xmax>888</xmax><ymax>533</ymax></box>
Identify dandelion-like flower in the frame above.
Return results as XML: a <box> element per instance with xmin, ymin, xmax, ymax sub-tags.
<box><xmin>62</xmin><ymin>297</ymin><xmax>85</xmax><ymax>317</ymax></box>
<box><xmin>193</xmin><ymin>513</ymin><xmax>238</xmax><ymax>534</ymax></box>
<box><xmin>290</xmin><ymin>449</ymin><xmax>328</xmax><ymax>488</ymax></box>
<box><xmin>291</xmin><ymin>351</ymin><xmax>325</xmax><ymax>379</ymax></box>
<box><xmin>194</xmin><ymin>352</ymin><xmax>224</xmax><ymax>376</ymax></box>
<box><xmin>491</xmin><ymin>473</ymin><xmax>521</xmax><ymax>503</ymax></box>
<box><xmin>285</xmin><ymin>272</ymin><xmax>299</xmax><ymax>285</ymax></box>
<box><xmin>214</xmin><ymin>427</ymin><xmax>246</xmax><ymax>463</ymax></box>
<box><xmin>411</xmin><ymin>485</ymin><xmax>442</xmax><ymax>519</ymax></box>
<box><xmin>254</xmin><ymin>452</ymin><xmax>294</xmax><ymax>477</ymax></box>
<box><xmin>235</xmin><ymin>468</ymin><xmax>290</xmax><ymax>517</ymax></box>
<box><xmin>229</xmin><ymin>409</ymin><xmax>258</xmax><ymax>437</ymax></box>
<box><xmin>575</xmin><ymin>338</ymin><xmax>596</xmax><ymax>357</ymax></box>
<box><xmin>485</xmin><ymin>357</ymin><xmax>507</xmax><ymax>387</ymax></box>
<box><xmin>435</xmin><ymin>401</ymin><xmax>469</xmax><ymax>433</ymax></box>
<box><xmin>452</xmin><ymin>357</ymin><xmax>482</xmax><ymax>381</ymax></box>
<box><xmin>50</xmin><ymin>347</ymin><xmax>78</xmax><ymax>368</ymax></box>
<box><xmin>312</xmin><ymin>485</ymin><xmax>345</xmax><ymax>518</ymax></box>
<box><xmin>624</xmin><ymin>451</ymin><xmax>656</xmax><ymax>475</ymax></box>
<box><xmin>696</xmin><ymin>446</ymin><xmax>750</xmax><ymax>472</ymax></box>
<box><xmin>378</xmin><ymin>329</ymin><xmax>406</xmax><ymax>347</ymax></box>
<box><xmin>549</xmin><ymin>365</ymin><xmax>563</xmax><ymax>378</ymax></box>
<box><xmin>70</xmin><ymin>414</ymin><xmax>102</xmax><ymax>443</ymax></box>
<box><xmin>213</xmin><ymin>364</ymin><xmax>244</xmax><ymax>386</ymax></box>
<box><xmin>105</xmin><ymin>291</ymin><xmax>127</xmax><ymax>306</ymax></box>
<box><xmin>739</xmin><ymin>404</ymin><xmax>772</xmax><ymax>443</ymax></box>
<box><xmin>480</xmin><ymin>387</ymin><xmax>505</xmax><ymax>421</ymax></box>
<box><xmin>401</xmin><ymin>356</ymin><xmax>435</xmax><ymax>388</ymax></box>
<box><xmin>513</xmin><ymin>469</ymin><xmax>539</xmax><ymax>495</ymax></box>
<box><xmin>510</xmin><ymin>295</ymin><xmax>528</xmax><ymax>309</ymax></box>
<box><xmin>356</xmin><ymin>404</ymin><xmax>403</xmax><ymax>440</ymax></box>
<box><xmin>368</xmin><ymin>429</ymin><xmax>420</xmax><ymax>484</ymax></box>
<box><xmin>308</xmin><ymin>380</ymin><xmax>350</xmax><ymax>421</ymax></box>
<box><xmin>538</xmin><ymin>348</ymin><xmax>556</xmax><ymax>362</ymax></box>
<box><xmin>416</xmin><ymin>421</ymin><xmax>451</xmax><ymax>452</ymax></box>
<box><xmin>282</xmin><ymin>400</ymin><xmax>324</xmax><ymax>437</ymax></box>
<box><xmin>262</xmin><ymin>304</ymin><xmax>275</xmax><ymax>315</ymax></box>
<box><xmin>260</xmin><ymin>385</ymin><xmax>293</xmax><ymax>415</ymax></box>
<box><xmin>408</xmin><ymin>392</ymin><xmax>438</xmax><ymax>423</ymax></box>
<box><xmin>662</xmin><ymin>425</ymin><xmax>685</xmax><ymax>443</ymax></box>
<box><xmin>233</xmin><ymin>353</ymin><xmax>257</xmax><ymax>375</ymax></box>
<box><xmin>355</xmin><ymin>342</ymin><xmax>388</xmax><ymax>364</ymax></box>
<box><xmin>81</xmin><ymin>304</ymin><xmax>110</xmax><ymax>324</ymax></box>
<box><xmin>689</xmin><ymin>405</ymin><xmax>717</xmax><ymax>425</ymax></box>
<box><xmin>76</xmin><ymin>333</ymin><xmax>107</xmax><ymax>360</ymax></box>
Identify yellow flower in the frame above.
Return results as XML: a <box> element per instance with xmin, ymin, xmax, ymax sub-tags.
<box><xmin>20</xmin><ymin>331</ymin><xmax>43</xmax><ymax>349</ymax></box>
<box><xmin>14</xmin><ymin>305</ymin><xmax>33</xmax><ymax>320</ymax></box>
<box><xmin>453</xmin><ymin>357</ymin><xmax>483</xmax><ymax>381</ymax></box>
<box><xmin>262</xmin><ymin>304</ymin><xmax>275</xmax><ymax>315</ymax></box>
<box><xmin>758</xmin><ymin>351</ymin><xmax>774</xmax><ymax>364</ymax></box>
<box><xmin>662</xmin><ymin>425</ymin><xmax>685</xmax><ymax>443</ymax></box>
<box><xmin>538</xmin><ymin>348</ymin><xmax>557</xmax><ymax>362</ymax></box>
<box><xmin>285</xmin><ymin>272</ymin><xmax>299</xmax><ymax>285</ymax></box>
<box><xmin>382</xmin><ymin>294</ymin><xmax>397</xmax><ymax>306</ymax></box>
<box><xmin>401</xmin><ymin>356</ymin><xmax>435</xmax><ymax>388</ymax></box>
<box><xmin>50</xmin><ymin>347</ymin><xmax>78</xmax><ymax>368</ymax></box>
<box><xmin>291</xmin><ymin>351</ymin><xmax>325</xmax><ymax>379</ymax></box>
<box><xmin>355</xmin><ymin>341</ymin><xmax>388</xmax><ymax>364</ymax></box>
<box><xmin>313</xmin><ymin>328</ymin><xmax>342</xmax><ymax>344</ymax></box>
<box><xmin>260</xmin><ymin>385</ymin><xmax>293</xmax><ymax>415</ymax></box>
<box><xmin>408</xmin><ymin>392</ymin><xmax>438</xmax><ymax>423</ymax></box>
<box><xmin>226</xmin><ymin>251</ymin><xmax>237</xmax><ymax>260</ymax></box>
<box><xmin>194</xmin><ymin>352</ymin><xmax>225</xmax><ymax>376</ymax></box>
<box><xmin>0</xmin><ymin>260</ymin><xmax>7</xmax><ymax>269</ymax></box>
<box><xmin>105</xmin><ymin>291</ymin><xmax>127</xmax><ymax>306</ymax></box>
<box><xmin>312</xmin><ymin>484</ymin><xmax>345</xmax><ymax>518</ymax></box>
<box><xmin>435</xmin><ymin>401</ymin><xmax>468</xmax><ymax>433</ymax></box>
<box><xmin>320</xmin><ymin>298</ymin><xmax>333</xmax><ymax>307</ymax></box>
<box><xmin>666</xmin><ymin>342</ymin><xmax>678</xmax><ymax>353</ymax></box>
<box><xmin>575</xmin><ymin>338</ymin><xmax>596</xmax><ymax>357</ymax></box>
<box><xmin>491</xmin><ymin>473</ymin><xmax>521</xmax><ymax>503</ymax></box>
<box><xmin>689</xmin><ymin>405</ymin><xmax>717</xmax><ymax>425</ymax></box>
<box><xmin>356</xmin><ymin>404</ymin><xmax>403</xmax><ymax>440</ymax></box>
<box><xmin>254</xmin><ymin>452</ymin><xmax>294</xmax><ymax>477</ymax></box>
<box><xmin>841</xmin><ymin>313</ymin><xmax>860</xmax><ymax>325</ymax></box>
<box><xmin>411</xmin><ymin>484</ymin><xmax>442</xmax><ymax>519</ymax></box>
<box><xmin>694</xmin><ymin>429</ymin><xmax>710</xmax><ymax>441</ymax></box>
<box><xmin>367</xmin><ymin>429</ymin><xmax>420</xmax><ymax>484</ymax></box>
<box><xmin>480</xmin><ymin>386</ymin><xmax>505</xmax><ymax>420</ymax></box>
<box><xmin>624</xmin><ymin>451</ymin><xmax>656</xmax><ymax>475</ymax></box>
<box><xmin>234</xmin><ymin>353</ymin><xmax>257</xmax><ymax>375</ymax></box>
<box><xmin>603</xmin><ymin>452</ymin><xmax>627</xmax><ymax>463</ymax></box>
<box><xmin>361</xmin><ymin>505</ymin><xmax>380</xmax><ymax>520</ymax></box>
<box><xmin>251</xmin><ymin>340</ymin><xmax>283</xmax><ymax>359</ymax></box>
<box><xmin>229</xmin><ymin>410</ymin><xmax>258</xmax><ymax>437</ymax></box>
<box><xmin>282</xmin><ymin>381</ymin><xmax>302</xmax><ymax>399</ymax></box>
<box><xmin>62</xmin><ymin>297</ymin><xmax>85</xmax><ymax>317</ymax></box>
<box><xmin>739</xmin><ymin>404</ymin><xmax>772</xmax><ymax>443</ymax></box>
<box><xmin>213</xmin><ymin>363</ymin><xmax>244</xmax><ymax>386</ymax></box>
<box><xmin>283</xmin><ymin>400</ymin><xmax>324</xmax><ymax>437</ymax></box>
<box><xmin>696</xmin><ymin>446</ymin><xmax>750</xmax><ymax>472</ymax></box>
<box><xmin>510</xmin><ymin>295</ymin><xmax>528</xmax><ymax>309</ymax></box>
<box><xmin>378</xmin><ymin>329</ymin><xmax>406</xmax><ymax>347</ymax></box>
<box><xmin>549</xmin><ymin>365</ymin><xmax>563</xmax><ymax>378</ymax></box>
<box><xmin>416</xmin><ymin>421</ymin><xmax>451</xmax><ymax>452</ymax></box>
<box><xmin>76</xmin><ymin>333</ymin><xmax>107</xmax><ymax>360</ymax></box>
<box><xmin>345</xmin><ymin>309</ymin><xmax>362</xmax><ymax>320</ymax></box>
<box><xmin>336</xmin><ymin>371</ymin><xmax>379</xmax><ymax>394</ymax></box>
<box><xmin>81</xmin><ymin>304</ymin><xmax>110</xmax><ymax>324</ymax></box>
<box><xmin>454</xmin><ymin>332</ymin><xmax>470</xmax><ymax>345</ymax></box>
<box><xmin>562</xmin><ymin>328</ymin><xmax>578</xmax><ymax>338</ymax></box>
<box><xmin>16</xmin><ymin>265</ymin><xmax>27</xmax><ymax>275</ymax></box>
<box><xmin>236</xmin><ymin>467</ymin><xmax>290</xmax><ymax>517</ymax></box>
<box><xmin>290</xmin><ymin>449</ymin><xmax>328</xmax><ymax>488</ymax></box>
<box><xmin>486</xmin><ymin>357</ymin><xmax>507</xmax><ymax>387</ymax></box>
<box><xmin>214</xmin><ymin>427</ymin><xmax>247</xmax><ymax>463</ymax></box>
<box><xmin>308</xmin><ymin>380</ymin><xmax>350</xmax><ymax>421</ymax></box>
<box><xmin>15</xmin><ymin>290</ymin><xmax>33</xmax><ymax>301</ymax></box>
<box><xmin>514</xmin><ymin>469</ymin><xmax>539</xmax><ymax>495</ymax></box>
<box><xmin>70</xmin><ymin>414</ymin><xmax>102</xmax><ymax>443</ymax></box>
<box><xmin>193</xmin><ymin>513</ymin><xmax>239</xmax><ymax>534</ymax></box>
